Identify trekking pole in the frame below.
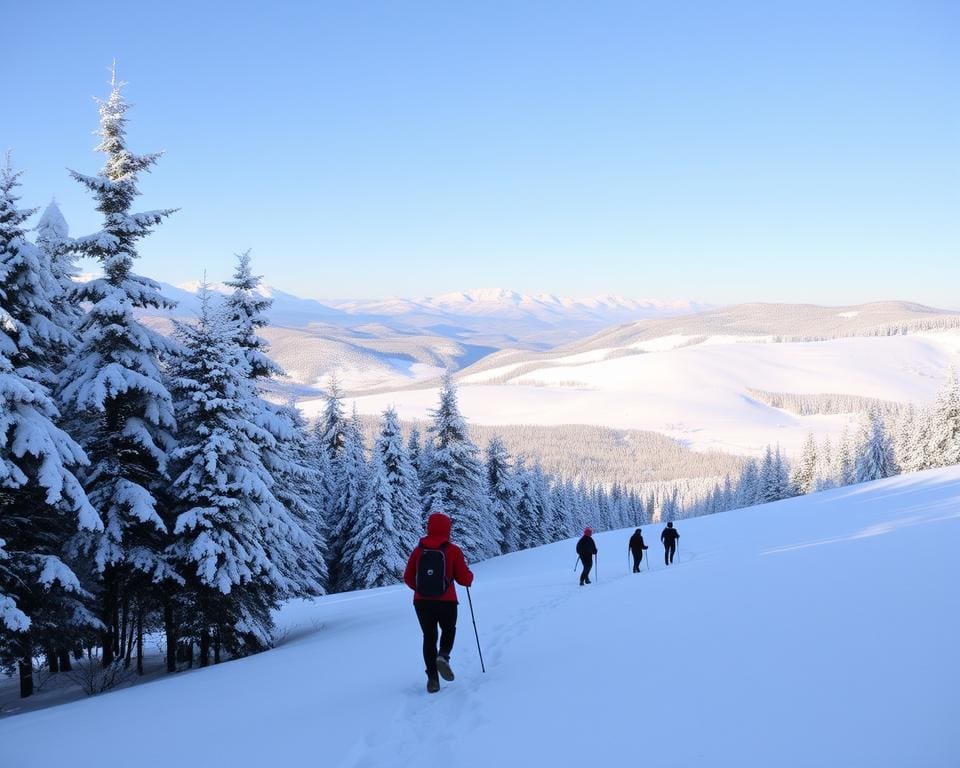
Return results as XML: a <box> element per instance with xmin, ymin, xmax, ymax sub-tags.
<box><xmin>466</xmin><ymin>587</ymin><xmax>485</xmax><ymax>674</ymax></box>
<box><xmin>574</xmin><ymin>556</ymin><xmax>581</xmax><ymax>572</ymax></box>
<box><xmin>596</xmin><ymin>553</ymin><xmax>599</xmax><ymax>581</ymax></box>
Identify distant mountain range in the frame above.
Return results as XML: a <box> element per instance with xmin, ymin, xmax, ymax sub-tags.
<box><xmin>168</xmin><ymin>282</ymin><xmax>708</xmax><ymax>347</ymax></box>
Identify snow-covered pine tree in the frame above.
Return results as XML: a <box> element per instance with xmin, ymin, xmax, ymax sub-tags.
<box><xmin>792</xmin><ymin>433</ymin><xmax>818</xmax><ymax>495</ymax></box>
<box><xmin>814</xmin><ymin>437</ymin><xmax>834</xmax><ymax>491</ymax></box>
<box><xmin>853</xmin><ymin>410</ymin><xmax>898</xmax><ymax>483</ymax></box>
<box><xmin>549</xmin><ymin>483</ymin><xmax>570</xmax><ymax>540</ymax></box>
<box><xmin>272</xmin><ymin>401</ymin><xmax>329</xmax><ymax>595</ymax></box>
<box><xmin>833</xmin><ymin>429</ymin><xmax>855</xmax><ymax>487</ymax></box>
<box><xmin>407</xmin><ymin>426</ymin><xmax>422</xmax><ymax>478</ymax></box>
<box><xmin>532</xmin><ymin>462</ymin><xmax>558</xmax><ymax>542</ymax></box>
<box><xmin>319</xmin><ymin>374</ymin><xmax>347</xmax><ymax>462</ymax></box>
<box><xmin>60</xmin><ymin>71</ymin><xmax>179</xmax><ymax>667</ymax></box>
<box><xmin>421</xmin><ymin>373</ymin><xmax>494</xmax><ymax>562</ymax></box>
<box><xmin>34</xmin><ymin>200</ymin><xmax>83</xmax><ymax>344</ymax></box>
<box><xmin>221</xmin><ymin>252</ymin><xmax>324</xmax><ymax>603</ymax></box>
<box><xmin>659</xmin><ymin>487</ymin><xmax>680</xmax><ymax>523</ymax></box>
<box><xmin>166</xmin><ymin>291</ymin><xmax>289</xmax><ymax>661</ymax></box>
<box><xmin>927</xmin><ymin>371</ymin><xmax>960</xmax><ymax>468</ymax></box>
<box><xmin>345</xmin><ymin>450</ymin><xmax>408</xmax><ymax>589</ymax></box>
<box><xmin>326</xmin><ymin>409</ymin><xmax>369</xmax><ymax>592</ymax></box>
<box><xmin>485</xmin><ymin>437</ymin><xmax>520</xmax><ymax>553</ymax></box>
<box><xmin>0</xmin><ymin>159</ymin><xmax>101</xmax><ymax>697</ymax></box>
<box><xmin>374</xmin><ymin>407</ymin><xmax>422</xmax><ymax>556</ymax></box>
<box><xmin>513</xmin><ymin>458</ymin><xmax>542</xmax><ymax>550</ymax></box>
<box><xmin>223</xmin><ymin>250</ymin><xmax>282</xmax><ymax>381</ymax></box>
<box><xmin>736</xmin><ymin>459</ymin><xmax>759</xmax><ymax>508</ymax></box>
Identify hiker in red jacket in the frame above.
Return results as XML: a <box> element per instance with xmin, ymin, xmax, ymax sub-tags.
<box><xmin>403</xmin><ymin>510</ymin><xmax>474</xmax><ymax>693</ymax></box>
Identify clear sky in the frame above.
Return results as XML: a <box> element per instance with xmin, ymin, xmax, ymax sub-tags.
<box><xmin>6</xmin><ymin>1</ymin><xmax>959</xmax><ymax>306</ymax></box>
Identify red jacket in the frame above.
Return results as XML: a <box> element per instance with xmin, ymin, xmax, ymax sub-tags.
<box><xmin>404</xmin><ymin>512</ymin><xmax>474</xmax><ymax>603</ymax></box>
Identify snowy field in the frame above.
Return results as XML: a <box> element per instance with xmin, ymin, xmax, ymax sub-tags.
<box><xmin>2</xmin><ymin>467</ymin><xmax>958</xmax><ymax>767</ymax></box>
<box><xmin>300</xmin><ymin>332</ymin><xmax>960</xmax><ymax>456</ymax></box>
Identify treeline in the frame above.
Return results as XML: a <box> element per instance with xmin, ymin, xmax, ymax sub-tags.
<box><xmin>355</xmin><ymin>419</ymin><xmax>745</xmax><ymax>489</ymax></box>
<box><xmin>746</xmin><ymin>388</ymin><xmax>903</xmax><ymax>418</ymax></box>
<box><xmin>691</xmin><ymin>373</ymin><xmax>960</xmax><ymax>516</ymax></box>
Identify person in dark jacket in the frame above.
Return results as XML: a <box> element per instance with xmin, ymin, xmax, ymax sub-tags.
<box><xmin>576</xmin><ymin>528</ymin><xmax>598</xmax><ymax>585</ymax></box>
<box><xmin>403</xmin><ymin>510</ymin><xmax>474</xmax><ymax>693</ymax></box>
<box><xmin>661</xmin><ymin>521</ymin><xmax>679</xmax><ymax>565</ymax></box>
<box><xmin>628</xmin><ymin>528</ymin><xmax>649</xmax><ymax>572</ymax></box>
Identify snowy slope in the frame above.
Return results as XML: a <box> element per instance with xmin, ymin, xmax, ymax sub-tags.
<box><xmin>2</xmin><ymin>468</ymin><xmax>958</xmax><ymax>767</ymax></box>
<box><xmin>305</xmin><ymin>330</ymin><xmax>960</xmax><ymax>456</ymax></box>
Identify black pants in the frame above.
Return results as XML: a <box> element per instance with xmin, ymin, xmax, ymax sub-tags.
<box><xmin>664</xmin><ymin>543</ymin><xmax>676</xmax><ymax>565</ymax></box>
<box><xmin>631</xmin><ymin>551</ymin><xmax>643</xmax><ymax>572</ymax></box>
<box><xmin>414</xmin><ymin>600</ymin><xmax>457</xmax><ymax>678</ymax></box>
<box><xmin>579</xmin><ymin>556</ymin><xmax>593</xmax><ymax>584</ymax></box>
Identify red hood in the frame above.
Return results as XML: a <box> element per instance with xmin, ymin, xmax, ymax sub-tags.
<box><xmin>421</xmin><ymin>512</ymin><xmax>452</xmax><ymax>547</ymax></box>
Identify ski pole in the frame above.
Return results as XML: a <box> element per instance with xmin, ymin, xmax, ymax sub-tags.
<box><xmin>574</xmin><ymin>556</ymin><xmax>581</xmax><ymax>572</ymax></box>
<box><xmin>466</xmin><ymin>587</ymin><xmax>485</xmax><ymax>674</ymax></box>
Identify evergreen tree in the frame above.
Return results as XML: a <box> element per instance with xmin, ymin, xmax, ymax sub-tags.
<box><xmin>345</xmin><ymin>451</ymin><xmax>407</xmax><ymax>589</ymax></box>
<box><xmin>326</xmin><ymin>410</ymin><xmax>369</xmax><ymax>592</ymax></box>
<box><xmin>221</xmin><ymin>252</ymin><xmax>324</xmax><ymax>602</ymax></box>
<box><xmin>0</xmin><ymin>159</ymin><xmax>101</xmax><ymax>696</ymax></box>
<box><xmin>792</xmin><ymin>433</ymin><xmax>818</xmax><ymax>495</ymax></box>
<box><xmin>736</xmin><ymin>459</ymin><xmax>759</xmax><ymax>508</ymax></box>
<box><xmin>34</xmin><ymin>200</ymin><xmax>82</xmax><ymax>343</ymax></box>
<box><xmin>485</xmin><ymin>437</ymin><xmax>520</xmax><ymax>553</ymax></box>
<box><xmin>927</xmin><ymin>372</ymin><xmax>960</xmax><ymax>468</ymax></box>
<box><xmin>374</xmin><ymin>407</ymin><xmax>422</xmax><ymax>557</ymax></box>
<box><xmin>833</xmin><ymin>429</ymin><xmax>855</xmax><ymax>487</ymax></box>
<box><xmin>853</xmin><ymin>410</ymin><xmax>898</xmax><ymax>483</ymax></box>
<box><xmin>513</xmin><ymin>458</ymin><xmax>542</xmax><ymax>550</ymax></box>
<box><xmin>166</xmin><ymin>292</ymin><xmax>286</xmax><ymax>659</ymax></box>
<box><xmin>60</xmin><ymin>71</ymin><xmax>178</xmax><ymax>667</ymax></box>
<box><xmin>319</xmin><ymin>375</ymin><xmax>347</xmax><ymax>462</ymax></box>
<box><xmin>421</xmin><ymin>374</ymin><xmax>493</xmax><ymax>561</ymax></box>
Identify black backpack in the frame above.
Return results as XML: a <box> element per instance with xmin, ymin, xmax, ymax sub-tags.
<box><xmin>416</xmin><ymin>542</ymin><xmax>450</xmax><ymax>597</ymax></box>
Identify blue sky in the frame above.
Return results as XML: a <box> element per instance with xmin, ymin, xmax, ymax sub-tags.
<box><xmin>6</xmin><ymin>1</ymin><xmax>958</xmax><ymax>306</ymax></box>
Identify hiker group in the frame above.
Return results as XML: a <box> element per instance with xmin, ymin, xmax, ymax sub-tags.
<box><xmin>576</xmin><ymin>521</ymin><xmax>680</xmax><ymax>584</ymax></box>
<box><xmin>403</xmin><ymin>509</ymin><xmax>681</xmax><ymax>693</ymax></box>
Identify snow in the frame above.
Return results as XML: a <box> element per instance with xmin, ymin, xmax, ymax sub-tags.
<box><xmin>2</xmin><ymin>467</ymin><xmax>958</xmax><ymax>766</ymax></box>
<box><xmin>305</xmin><ymin>332</ymin><xmax>960</xmax><ymax>457</ymax></box>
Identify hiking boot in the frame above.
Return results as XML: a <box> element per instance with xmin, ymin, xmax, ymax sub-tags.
<box><xmin>426</xmin><ymin>674</ymin><xmax>440</xmax><ymax>693</ymax></box>
<box><xmin>584</xmin><ymin>578</ymin><xmax>592</xmax><ymax>584</ymax></box>
<box><xmin>436</xmin><ymin>655</ymin><xmax>455</xmax><ymax>681</ymax></box>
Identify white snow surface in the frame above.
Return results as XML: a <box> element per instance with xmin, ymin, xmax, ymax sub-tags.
<box><xmin>304</xmin><ymin>332</ymin><xmax>960</xmax><ymax>456</ymax></box>
<box><xmin>2</xmin><ymin>467</ymin><xmax>958</xmax><ymax>767</ymax></box>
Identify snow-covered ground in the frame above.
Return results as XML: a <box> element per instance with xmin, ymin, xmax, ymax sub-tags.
<box><xmin>301</xmin><ymin>332</ymin><xmax>960</xmax><ymax>456</ymax></box>
<box><xmin>2</xmin><ymin>467</ymin><xmax>958</xmax><ymax>767</ymax></box>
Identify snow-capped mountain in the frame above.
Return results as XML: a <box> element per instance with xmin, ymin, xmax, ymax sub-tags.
<box><xmin>330</xmin><ymin>287</ymin><xmax>706</xmax><ymax>328</ymax></box>
<box><xmin>151</xmin><ymin>283</ymin><xmax>709</xmax><ymax>393</ymax></box>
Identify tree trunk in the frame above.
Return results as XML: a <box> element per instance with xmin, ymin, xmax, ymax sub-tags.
<box><xmin>18</xmin><ymin>650</ymin><xmax>33</xmax><ymax>698</ymax></box>
<box><xmin>119</xmin><ymin>596</ymin><xmax>130</xmax><ymax>662</ymax></box>
<box><xmin>136</xmin><ymin>608</ymin><xmax>144</xmax><ymax>676</ymax></box>
<box><xmin>124</xmin><ymin>610</ymin><xmax>135</xmax><ymax>669</ymax></box>
<box><xmin>199</xmin><ymin>627</ymin><xmax>210</xmax><ymax>668</ymax></box>
<box><xmin>101</xmin><ymin>569</ymin><xmax>117</xmax><ymax>667</ymax></box>
<box><xmin>46</xmin><ymin>648</ymin><xmax>60</xmax><ymax>674</ymax></box>
<box><xmin>164</xmin><ymin>599</ymin><xmax>176</xmax><ymax>673</ymax></box>
<box><xmin>213</xmin><ymin>626</ymin><xmax>221</xmax><ymax>665</ymax></box>
<box><xmin>59</xmin><ymin>649</ymin><xmax>73</xmax><ymax>673</ymax></box>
